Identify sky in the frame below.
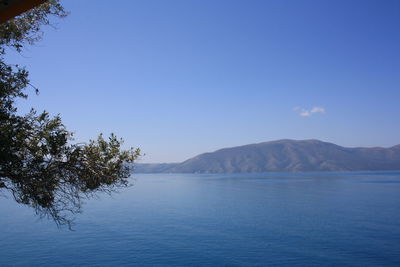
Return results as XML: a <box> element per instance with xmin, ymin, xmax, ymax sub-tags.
<box><xmin>6</xmin><ymin>0</ymin><xmax>400</xmax><ymax>163</ymax></box>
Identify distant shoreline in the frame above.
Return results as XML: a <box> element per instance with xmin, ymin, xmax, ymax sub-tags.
<box><xmin>134</xmin><ymin>139</ymin><xmax>400</xmax><ymax>174</ymax></box>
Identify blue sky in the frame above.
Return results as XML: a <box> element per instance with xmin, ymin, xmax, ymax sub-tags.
<box><xmin>7</xmin><ymin>0</ymin><xmax>400</xmax><ymax>162</ymax></box>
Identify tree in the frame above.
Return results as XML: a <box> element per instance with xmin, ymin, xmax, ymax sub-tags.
<box><xmin>0</xmin><ymin>0</ymin><xmax>140</xmax><ymax>228</ymax></box>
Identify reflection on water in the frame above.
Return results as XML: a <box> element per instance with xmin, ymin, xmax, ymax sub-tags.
<box><xmin>0</xmin><ymin>173</ymin><xmax>133</xmax><ymax>228</ymax></box>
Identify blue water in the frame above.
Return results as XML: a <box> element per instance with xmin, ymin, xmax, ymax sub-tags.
<box><xmin>1</xmin><ymin>172</ymin><xmax>400</xmax><ymax>266</ymax></box>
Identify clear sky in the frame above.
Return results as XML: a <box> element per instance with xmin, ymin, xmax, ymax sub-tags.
<box><xmin>7</xmin><ymin>0</ymin><xmax>400</xmax><ymax>163</ymax></box>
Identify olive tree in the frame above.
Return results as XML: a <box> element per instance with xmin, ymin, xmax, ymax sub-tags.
<box><xmin>0</xmin><ymin>0</ymin><xmax>140</xmax><ymax>228</ymax></box>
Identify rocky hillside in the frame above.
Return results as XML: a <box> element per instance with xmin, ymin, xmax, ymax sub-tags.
<box><xmin>135</xmin><ymin>139</ymin><xmax>400</xmax><ymax>173</ymax></box>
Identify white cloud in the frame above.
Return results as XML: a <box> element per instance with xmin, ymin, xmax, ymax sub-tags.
<box><xmin>294</xmin><ymin>106</ymin><xmax>325</xmax><ymax>117</ymax></box>
<box><xmin>300</xmin><ymin>110</ymin><xmax>312</xmax><ymax>117</ymax></box>
<box><xmin>310</xmin><ymin>106</ymin><xmax>325</xmax><ymax>113</ymax></box>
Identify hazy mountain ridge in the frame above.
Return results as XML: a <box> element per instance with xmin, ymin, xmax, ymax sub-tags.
<box><xmin>135</xmin><ymin>139</ymin><xmax>400</xmax><ymax>173</ymax></box>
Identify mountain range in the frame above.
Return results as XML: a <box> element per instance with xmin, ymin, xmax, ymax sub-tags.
<box><xmin>135</xmin><ymin>139</ymin><xmax>400</xmax><ymax>173</ymax></box>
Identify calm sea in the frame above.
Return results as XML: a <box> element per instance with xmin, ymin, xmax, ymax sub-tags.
<box><xmin>1</xmin><ymin>172</ymin><xmax>400</xmax><ymax>266</ymax></box>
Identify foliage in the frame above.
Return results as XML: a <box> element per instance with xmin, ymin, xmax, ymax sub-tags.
<box><xmin>0</xmin><ymin>0</ymin><xmax>140</xmax><ymax>228</ymax></box>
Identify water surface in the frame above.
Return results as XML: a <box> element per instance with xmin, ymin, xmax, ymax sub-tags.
<box><xmin>1</xmin><ymin>172</ymin><xmax>400</xmax><ymax>266</ymax></box>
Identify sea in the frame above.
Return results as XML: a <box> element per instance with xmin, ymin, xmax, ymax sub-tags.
<box><xmin>1</xmin><ymin>172</ymin><xmax>400</xmax><ymax>266</ymax></box>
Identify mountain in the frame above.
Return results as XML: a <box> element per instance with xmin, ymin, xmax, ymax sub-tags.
<box><xmin>135</xmin><ymin>139</ymin><xmax>400</xmax><ymax>173</ymax></box>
